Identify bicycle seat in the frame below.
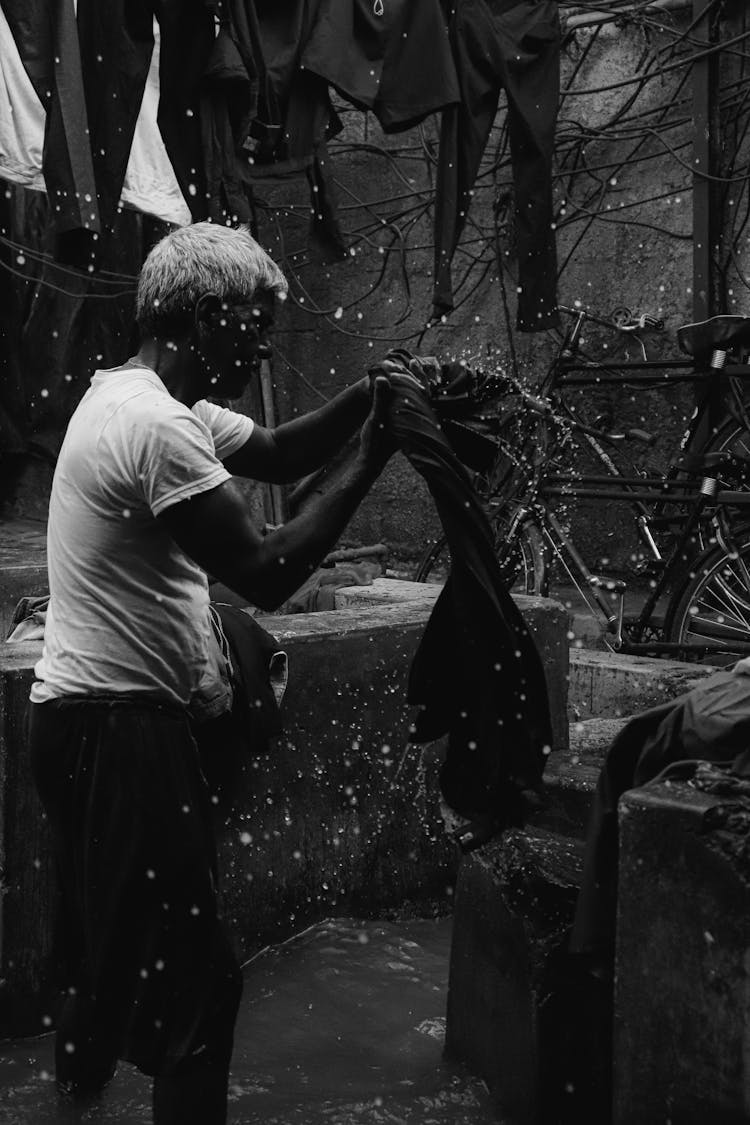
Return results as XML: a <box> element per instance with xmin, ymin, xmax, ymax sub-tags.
<box><xmin>676</xmin><ymin>315</ymin><xmax>750</xmax><ymax>358</ymax></box>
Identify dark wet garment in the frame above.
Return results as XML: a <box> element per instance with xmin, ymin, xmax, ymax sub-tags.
<box><xmin>29</xmin><ymin>696</ymin><xmax>242</xmax><ymax>1101</ymax></box>
<box><xmin>570</xmin><ymin>666</ymin><xmax>750</xmax><ymax>964</ymax></box>
<box><xmin>433</xmin><ymin>0</ymin><xmax>561</xmax><ymax>331</ymax></box>
<box><xmin>378</xmin><ymin>364</ymin><xmax>552</xmax><ymax>822</ymax></box>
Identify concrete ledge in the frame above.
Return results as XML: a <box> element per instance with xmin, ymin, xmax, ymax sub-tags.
<box><xmin>0</xmin><ymin>521</ymin><xmax>47</xmax><ymax>641</ymax></box>
<box><xmin>446</xmin><ymin>827</ymin><xmax>584</xmax><ymax>1124</ymax></box>
<box><xmin>0</xmin><ymin>593</ymin><xmax>569</xmax><ymax>1036</ymax></box>
<box><xmin>569</xmin><ymin>648</ymin><xmax>715</xmax><ymax>721</ymax></box>
<box><xmin>337</xmin><ymin>581</ymin><xmax>570</xmax><ymax>753</ymax></box>
<box><xmin>615</xmin><ymin>782</ymin><xmax>750</xmax><ymax>1124</ymax></box>
<box><xmin>538</xmin><ymin>718</ymin><xmax>625</xmax><ymax>839</ymax></box>
<box><xmin>335</xmin><ymin>576</ymin><xmax>443</xmax><ymax>610</ymax></box>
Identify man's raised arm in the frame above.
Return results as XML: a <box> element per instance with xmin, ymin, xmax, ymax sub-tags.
<box><xmin>160</xmin><ymin>377</ymin><xmax>393</xmax><ymax>610</ymax></box>
<box><xmin>223</xmin><ymin>375</ymin><xmax>373</xmax><ymax>483</ymax></box>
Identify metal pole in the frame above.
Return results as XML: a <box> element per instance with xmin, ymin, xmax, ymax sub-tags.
<box><xmin>690</xmin><ymin>0</ymin><xmax>723</xmax><ymax>444</ymax></box>
<box><xmin>692</xmin><ymin>0</ymin><xmax>719</xmax><ymax>325</ymax></box>
<box><xmin>259</xmin><ymin>357</ymin><xmax>289</xmax><ymax>525</ymax></box>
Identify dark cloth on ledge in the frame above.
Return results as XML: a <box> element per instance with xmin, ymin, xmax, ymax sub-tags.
<box><xmin>570</xmin><ymin>665</ymin><xmax>750</xmax><ymax>966</ymax></box>
<box><xmin>375</xmin><ymin>360</ymin><xmax>552</xmax><ymax>823</ymax></box>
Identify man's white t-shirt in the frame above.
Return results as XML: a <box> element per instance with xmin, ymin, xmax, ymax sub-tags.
<box><xmin>31</xmin><ymin>363</ymin><xmax>254</xmax><ymax>707</ymax></box>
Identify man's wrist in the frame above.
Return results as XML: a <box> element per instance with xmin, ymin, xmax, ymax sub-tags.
<box><xmin>352</xmin><ymin>449</ymin><xmax>383</xmax><ymax>483</ymax></box>
<box><xmin>359</xmin><ymin>374</ymin><xmax>372</xmax><ymax>408</ymax></box>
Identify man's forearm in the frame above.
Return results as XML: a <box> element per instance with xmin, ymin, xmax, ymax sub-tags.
<box><xmin>271</xmin><ymin>377</ymin><xmax>370</xmax><ymax>478</ymax></box>
<box><xmin>237</xmin><ymin>452</ymin><xmax>383</xmax><ymax>609</ymax></box>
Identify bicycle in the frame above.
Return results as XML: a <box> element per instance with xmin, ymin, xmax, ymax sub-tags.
<box><xmin>413</xmin><ymin>305</ymin><xmax>750</xmax><ymax>663</ymax></box>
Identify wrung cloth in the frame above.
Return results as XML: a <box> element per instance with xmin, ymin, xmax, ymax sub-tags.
<box><xmin>373</xmin><ymin>356</ymin><xmax>552</xmax><ymax>823</ymax></box>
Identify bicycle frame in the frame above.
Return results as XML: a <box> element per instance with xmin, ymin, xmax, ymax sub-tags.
<box><xmin>496</xmin><ymin>307</ymin><xmax>750</xmax><ymax>656</ymax></box>
<box><xmin>553</xmin><ymin>306</ymin><xmax>750</xmax><ymax>462</ymax></box>
<box><xmin>522</xmin><ymin>494</ymin><xmax>750</xmax><ymax>657</ymax></box>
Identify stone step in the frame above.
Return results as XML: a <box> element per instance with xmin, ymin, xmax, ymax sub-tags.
<box><xmin>568</xmin><ymin>647</ymin><xmax>714</xmax><ymax>721</ymax></box>
<box><xmin>539</xmin><ymin>717</ymin><xmax>626</xmax><ymax>839</ymax></box>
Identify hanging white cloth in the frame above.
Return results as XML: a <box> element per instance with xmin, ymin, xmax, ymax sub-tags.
<box><xmin>0</xmin><ymin>10</ymin><xmax>191</xmax><ymax>226</ymax></box>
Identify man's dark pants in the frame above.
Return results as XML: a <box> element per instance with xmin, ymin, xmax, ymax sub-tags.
<box><xmin>30</xmin><ymin>697</ymin><xmax>242</xmax><ymax>1125</ymax></box>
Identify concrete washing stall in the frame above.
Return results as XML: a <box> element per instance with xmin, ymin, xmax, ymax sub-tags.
<box><xmin>1</xmin><ymin>578</ymin><xmax>744</xmax><ymax>1124</ymax></box>
<box><xmin>0</xmin><ymin>583</ymin><xmax>568</xmax><ymax>1039</ymax></box>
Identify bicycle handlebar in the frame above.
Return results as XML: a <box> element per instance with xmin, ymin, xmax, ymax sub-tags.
<box><xmin>605</xmin><ymin>428</ymin><xmax>657</xmax><ymax>446</ymax></box>
<box><xmin>558</xmin><ymin>303</ymin><xmax>665</xmax><ymax>335</ymax></box>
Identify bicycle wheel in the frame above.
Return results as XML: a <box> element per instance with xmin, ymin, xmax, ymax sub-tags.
<box><xmin>651</xmin><ymin>416</ymin><xmax>750</xmax><ymax>557</ymax></box>
<box><xmin>414</xmin><ymin>536</ymin><xmax>450</xmax><ymax>582</ymax></box>
<box><xmin>702</xmin><ymin>415</ymin><xmax>750</xmax><ymax>487</ymax></box>
<box><xmin>413</xmin><ymin>518</ymin><xmax>547</xmax><ymax>595</ymax></box>
<box><xmin>664</xmin><ymin>527</ymin><xmax>750</xmax><ymax>663</ymax></box>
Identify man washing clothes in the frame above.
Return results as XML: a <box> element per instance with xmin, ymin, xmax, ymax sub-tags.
<box><xmin>29</xmin><ymin>221</ymin><xmax>394</xmax><ymax>1125</ymax></box>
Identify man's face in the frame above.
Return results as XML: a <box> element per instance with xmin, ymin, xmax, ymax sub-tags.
<box><xmin>200</xmin><ymin>291</ymin><xmax>276</xmax><ymax>398</ymax></box>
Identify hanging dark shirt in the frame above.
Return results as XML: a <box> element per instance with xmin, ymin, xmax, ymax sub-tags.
<box><xmin>75</xmin><ymin>0</ymin><xmax>215</xmax><ymax>231</ymax></box>
<box><xmin>433</xmin><ymin>0</ymin><xmax>561</xmax><ymax>331</ymax></box>
<box><xmin>301</xmin><ymin>0</ymin><xmax>460</xmax><ymax>134</ymax></box>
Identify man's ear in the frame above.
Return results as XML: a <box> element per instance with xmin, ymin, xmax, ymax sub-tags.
<box><xmin>194</xmin><ymin>292</ymin><xmax>223</xmax><ymax>335</ymax></box>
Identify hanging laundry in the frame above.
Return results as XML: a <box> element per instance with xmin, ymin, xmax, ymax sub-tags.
<box><xmin>229</xmin><ymin>0</ymin><xmax>347</xmax><ymax>257</ymax></box>
<box><xmin>118</xmin><ymin>19</ymin><xmax>193</xmax><ymax>227</ymax></box>
<box><xmin>433</xmin><ymin>0</ymin><xmax>561</xmax><ymax>332</ymax></box>
<box><xmin>199</xmin><ymin>17</ymin><xmax>259</xmax><ymax>223</ymax></box>
<box><xmin>301</xmin><ymin>0</ymin><xmax>460</xmax><ymax>134</ymax></box>
<box><xmin>74</xmin><ymin>0</ymin><xmax>215</xmax><ymax>231</ymax></box>
<box><xmin>235</xmin><ymin>0</ymin><xmax>460</xmax><ymax>257</ymax></box>
<box><xmin>0</xmin><ymin>4</ymin><xmax>45</xmax><ymax>193</ymax></box>
<box><xmin>1</xmin><ymin>0</ymin><xmax>100</xmax><ymax>236</ymax></box>
<box><xmin>371</xmin><ymin>351</ymin><xmax>552</xmax><ymax>837</ymax></box>
<box><xmin>0</xmin><ymin>3</ymin><xmax>192</xmax><ymax>230</ymax></box>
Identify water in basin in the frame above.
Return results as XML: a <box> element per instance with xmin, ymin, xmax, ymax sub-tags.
<box><xmin>0</xmin><ymin>916</ymin><xmax>498</xmax><ymax>1124</ymax></box>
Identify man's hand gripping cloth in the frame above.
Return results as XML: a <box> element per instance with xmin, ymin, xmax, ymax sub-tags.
<box><xmin>371</xmin><ymin>352</ymin><xmax>553</xmax><ymax>840</ymax></box>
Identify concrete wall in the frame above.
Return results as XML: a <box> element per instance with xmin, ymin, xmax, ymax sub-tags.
<box><xmin>258</xmin><ymin>6</ymin><xmax>750</xmax><ymax>572</ymax></box>
<box><xmin>6</xmin><ymin>9</ymin><xmax>750</xmax><ymax>578</ymax></box>
<box><xmin>0</xmin><ymin>592</ymin><xmax>568</xmax><ymax>1037</ymax></box>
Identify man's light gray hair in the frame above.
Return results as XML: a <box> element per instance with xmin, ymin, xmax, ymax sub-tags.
<box><xmin>135</xmin><ymin>222</ymin><xmax>288</xmax><ymax>337</ymax></box>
